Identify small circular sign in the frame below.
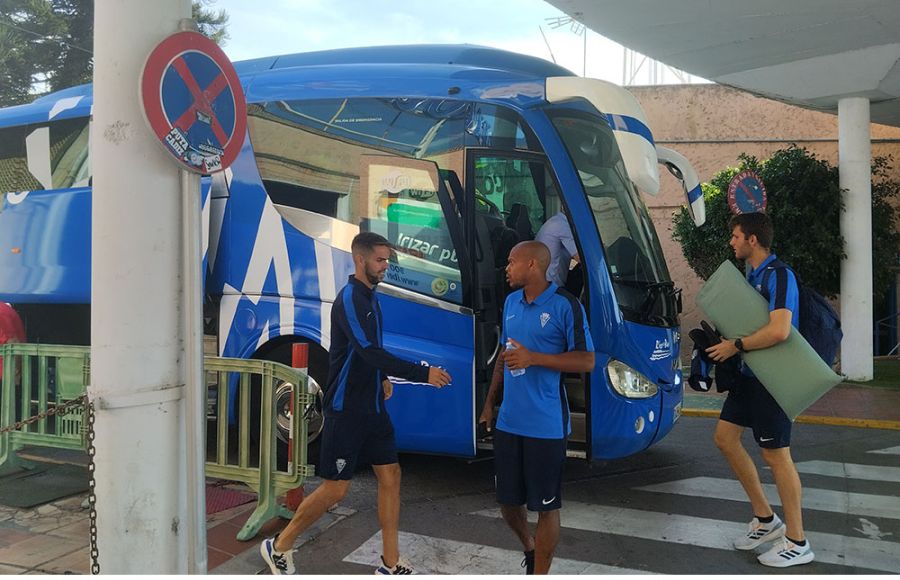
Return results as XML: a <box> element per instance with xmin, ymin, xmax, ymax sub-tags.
<box><xmin>727</xmin><ymin>170</ymin><xmax>767</xmax><ymax>214</ymax></box>
<box><xmin>141</xmin><ymin>31</ymin><xmax>247</xmax><ymax>174</ymax></box>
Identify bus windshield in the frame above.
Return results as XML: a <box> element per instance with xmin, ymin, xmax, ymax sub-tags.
<box><xmin>548</xmin><ymin>112</ymin><xmax>677</xmax><ymax>326</ymax></box>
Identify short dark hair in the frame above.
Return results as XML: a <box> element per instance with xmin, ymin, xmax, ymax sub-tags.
<box><xmin>351</xmin><ymin>231</ymin><xmax>392</xmax><ymax>257</ymax></box>
<box><xmin>729</xmin><ymin>212</ymin><xmax>773</xmax><ymax>249</ymax></box>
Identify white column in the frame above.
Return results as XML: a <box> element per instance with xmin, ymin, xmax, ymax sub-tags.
<box><xmin>91</xmin><ymin>0</ymin><xmax>192</xmax><ymax>573</ymax></box>
<box><xmin>838</xmin><ymin>97</ymin><xmax>874</xmax><ymax>380</ymax></box>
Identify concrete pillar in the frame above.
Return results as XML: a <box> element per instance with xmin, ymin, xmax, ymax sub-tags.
<box><xmin>91</xmin><ymin>0</ymin><xmax>192</xmax><ymax>573</ymax></box>
<box><xmin>838</xmin><ymin>97</ymin><xmax>874</xmax><ymax>380</ymax></box>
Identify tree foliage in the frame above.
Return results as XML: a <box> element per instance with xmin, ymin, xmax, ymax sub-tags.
<box><xmin>673</xmin><ymin>146</ymin><xmax>900</xmax><ymax>302</ymax></box>
<box><xmin>0</xmin><ymin>0</ymin><xmax>229</xmax><ymax>107</ymax></box>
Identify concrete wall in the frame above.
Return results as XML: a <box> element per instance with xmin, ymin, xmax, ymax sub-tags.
<box><xmin>628</xmin><ymin>84</ymin><xmax>900</xmax><ymax>344</ymax></box>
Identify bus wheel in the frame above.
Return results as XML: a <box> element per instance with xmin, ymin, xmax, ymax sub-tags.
<box><xmin>274</xmin><ymin>374</ymin><xmax>325</xmax><ymax>446</ymax></box>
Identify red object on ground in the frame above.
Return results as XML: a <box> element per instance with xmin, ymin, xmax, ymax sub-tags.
<box><xmin>0</xmin><ymin>303</ymin><xmax>25</xmax><ymax>376</ymax></box>
<box><xmin>285</xmin><ymin>486</ymin><xmax>304</xmax><ymax>511</ymax></box>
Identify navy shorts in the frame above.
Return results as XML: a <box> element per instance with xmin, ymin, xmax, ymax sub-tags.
<box><xmin>720</xmin><ymin>375</ymin><xmax>792</xmax><ymax>449</ymax></box>
<box><xmin>318</xmin><ymin>412</ymin><xmax>398</xmax><ymax>480</ymax></box>
<box><xmin>494</xmin><ymin>429</ymin><xmax>566</xmax><ymax>511</ymax></box>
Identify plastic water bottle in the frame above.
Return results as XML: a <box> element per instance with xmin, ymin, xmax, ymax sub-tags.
<box><xmin>506</xmin><ymin>340</ymin><xmax>526</xmax><ymax>377</ymax></box>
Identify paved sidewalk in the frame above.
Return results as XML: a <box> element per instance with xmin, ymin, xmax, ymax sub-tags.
<box><xmin>683</xmin><ymin>383</ymin><xmax>900</xmax><ymax>429</ymax></box>
<box><xmin>0</xmin><ymin>477</ymin><xmax>352</xmax><ymax>575</ymax></box>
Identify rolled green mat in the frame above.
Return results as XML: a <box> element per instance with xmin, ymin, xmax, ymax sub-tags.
<box><xmin>696</xmin><ymin>261</ymin><xmax>842</xmax><ymax>421</ymax></box>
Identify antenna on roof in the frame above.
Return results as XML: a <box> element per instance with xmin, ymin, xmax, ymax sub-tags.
<box><xmin>538</xmin><ymin>26</ymin><xmax>557</xmax><ymax>64</ymax></box>
<box><xmin>545</xmin><ymin>12</ymin><xmax>586</xmax><ymax>77</ymax></box>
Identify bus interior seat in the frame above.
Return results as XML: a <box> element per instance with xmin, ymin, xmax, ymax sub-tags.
<box><xmin>607</xmin><ymin>236</ymin><xmax>652</xmax><ymax>280</ymax></box>
<box><xmin>506</xmin><ymin>203</ymin><xmax>533</xmax><ymax>241</ymax></box>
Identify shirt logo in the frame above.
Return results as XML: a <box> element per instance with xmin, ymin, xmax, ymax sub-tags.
<box><xmin>540</xmin><ymin>312</ymin><xmax>551</xmax><ymax>328</ymax></box>
<box><xmin>336</xmin><ymin>458</ymin><xmax>347</xmax><ymax>474</ymax></box>
<box><xmin>506</xmin><ymin>314</ymin><xmax>516</xmax><ymax>320</ymax></box>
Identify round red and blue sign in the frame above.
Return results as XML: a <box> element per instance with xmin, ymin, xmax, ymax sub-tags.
<box><xmin>727</xmin><ymin>170</ymin><xmax>767</xmax><ymax>214</ymax></box>
<box><xmin>141</xmin><ymin>31</ymin><xmax>246</xmax><ymax>174</ymax></box>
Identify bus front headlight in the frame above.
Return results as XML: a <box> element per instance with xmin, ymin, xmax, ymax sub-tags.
<box><xmin>607</xmin><ymin>359</ymin><xmax>658</xmax><ymax>399</ymax></box>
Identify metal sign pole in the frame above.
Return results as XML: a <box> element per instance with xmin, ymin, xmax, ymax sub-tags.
<box><xmin>181</xmin><ymin>168</ymin><xmax>206</xmax><ymax>573</ymax></box>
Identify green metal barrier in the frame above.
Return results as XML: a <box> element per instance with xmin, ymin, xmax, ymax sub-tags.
<box><xmin>0</xmin><ymin>343</ymin><xmax>314</xmax><ymax>541</ymax></box>
<box><xmin>204</xmin><ymin>356</ymin><xmax>315</xmax><ymax>540</ymax></box>
<box><xmin>0</xmin><ymin>343</ymin><xmax>91</xmax><ymax>473</ymax></box>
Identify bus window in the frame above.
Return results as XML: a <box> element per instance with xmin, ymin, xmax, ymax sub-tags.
<box><xmin>0</xmin><ymin>118</ymin><xmax>89</xmax><ymax>194</ymax></box>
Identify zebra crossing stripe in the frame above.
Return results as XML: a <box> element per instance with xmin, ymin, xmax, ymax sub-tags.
<box><xmin>472</xmin><ymin>502</ymin><xmax>900</xmax><ymax>573</ymax></box>
<box><xmin>636</xmin><ymin>476</ymin><xmax>900</xmax><ymax>520</ymax></box>
<box><xmin>794</xmin><ymin>460</ymin><xmax>900</xmax><ymax>483</ymax></box>
<box><xmin>868</xmin><ymin>446</ymin><xmax>900</xmax><ymax>456</ymax></box>
<box><xmin>342</xmin><ymin>530</ymin><xmax>650</xmax><ymax>575</ymax></box>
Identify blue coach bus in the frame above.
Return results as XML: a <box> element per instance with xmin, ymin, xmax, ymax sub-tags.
<box><xmin>0</xmin><ymin>45</ymin><xmax>705</xmax><ymax>461</ymax></box>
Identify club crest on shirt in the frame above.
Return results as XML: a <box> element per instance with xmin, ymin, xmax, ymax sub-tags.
<box><xmin>540</xmin><ymin>312</ymin><xmax>551</xmax><ymax>328</ymax></box>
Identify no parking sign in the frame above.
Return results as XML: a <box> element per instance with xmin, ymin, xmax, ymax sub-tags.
<box><xmin>727</xmin><ymin>170</ymin><xmax>767</xmax><ymax>214</ymax></box>
<box><xmin>141</xmin><ymin>31</ymin><xmax>246</xmax><ymax>173</ymax></box>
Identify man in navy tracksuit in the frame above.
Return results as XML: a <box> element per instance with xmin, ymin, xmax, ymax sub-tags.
<box><xmin>261</xmin><ymin>232</ymin><xmax>451</xmax><ymax>575</ymax></box>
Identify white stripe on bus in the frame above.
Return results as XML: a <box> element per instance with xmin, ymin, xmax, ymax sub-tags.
<box><xmin>343</xmin><ymin>530</ymin><xmax>650</xmax><ymax>575</ymax></box>
<box><xmin>472</xmin><ymin>502</ymin><xmax>900</xmax><ymax>573</ymax></box>
<box><xmin>637</xmin><ymin>476</ymin><xmax>900</xmax><ymax>520</ymax></box>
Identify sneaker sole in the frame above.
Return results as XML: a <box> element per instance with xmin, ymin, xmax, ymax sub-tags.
<box><xmin>758</xmin><ymin>550</ymin><xmax>815</xmax><ymax>568</ymax></box>
<box><xmin>734</xmin><ymin>524</ymin><xmax>786</xmax><ymax>551</ymax></box>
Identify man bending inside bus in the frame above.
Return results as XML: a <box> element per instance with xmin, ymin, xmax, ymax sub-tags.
<box><xmin>260</xmin><ymin>232</ymin><xmax>452</xmax><ymax>575</ymax></box>
<box><xmin>478</xmin><ymin>241</ymin><xmax>594</xmax><ymax>574</ymax></box>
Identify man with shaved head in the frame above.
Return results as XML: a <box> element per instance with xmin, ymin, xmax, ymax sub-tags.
<box><xmin>479</xmin><ymin>241</ymin><xmax>595</xmax><ymax>574</ymax></box>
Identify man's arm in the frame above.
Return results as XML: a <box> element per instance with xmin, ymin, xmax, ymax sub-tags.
<box><xmin>504</xmin><ymin>340</ymin><xmax>595</xmax><ymax>373</ymax></box>
<box><xmin>478</xmin><ymin>348</ymin><xmax>506</xmax><ymax>432</ymax></box>
<box><xmin>504</xmin><ymin>296</ymin><xmax>595</xmax><ymax>373</ymax></box>
<box><xmin>336</xmin><ymin>287</ymin><xmax>447</xmax><ymax>385</ymax></box>
<box><xmin>706</xmin><ymin>308</ymin><xmax>793</xmax><ymax>362</ymax></box>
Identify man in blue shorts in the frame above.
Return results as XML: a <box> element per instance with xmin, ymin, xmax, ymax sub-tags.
<box><xmin>706</xmin><ymin>212</ymin><xmax>814</xmax><ymax>568</ymax></box>
<box><xmin>260</xmin><ymin>232</ymin><xmax>451</xmax><ymax>575</ymax></box>
<box><xmin>479</xmin><ymin>241</ymin><xmax>594</xmax><ymax>574</ymax></box>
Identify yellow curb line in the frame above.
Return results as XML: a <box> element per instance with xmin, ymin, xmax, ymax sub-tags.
<box><xmin>682</xmin><ymin>408</ymin><xmax>900</xmax><ymax>431</ymax></box>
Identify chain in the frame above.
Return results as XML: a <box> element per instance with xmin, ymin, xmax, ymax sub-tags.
<box><xmin>0</xmin><ymin>393</ymin><xmax>99</xmax><ymax>572</ymax></box>
<box><xmin>86</xmin><ymin>398</ymin><xmax>99</xmax><ymax>575</ymax></box>
<box><xmin>0</xmin><ymin>394</ymin><xmax>85</xmax><ymax>434</ymax></box>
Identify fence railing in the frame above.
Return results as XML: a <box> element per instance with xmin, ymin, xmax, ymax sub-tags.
<box><xmin>0</xmin><ymin>343</ymin><xmax>313</xmax><ymax>540</ymax></box>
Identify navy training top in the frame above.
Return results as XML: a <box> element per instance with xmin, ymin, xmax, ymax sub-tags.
<box><xmin>496</xmin><ymin>283</ymin><xmax>594</xmax><ymax>439</ymax></box>
<box><xmin>325</xmin><ymin>276</ymin><xmax>430</xmax><ymax>416</ymax></box>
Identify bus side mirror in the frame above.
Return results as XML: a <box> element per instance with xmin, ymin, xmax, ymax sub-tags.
<box><xmin>656</xmin><ymin>146</ymin><xmax>706</xmax><ymax>227</ymax></box>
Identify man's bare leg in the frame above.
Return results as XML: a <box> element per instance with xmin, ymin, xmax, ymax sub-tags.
<box><xmin>372</xmin><ymin>462</ymin><xmax>402</xmax><ymax>567</ymax></box>
<box><xmin>274</xmin><ymin>479</ymin><xmax>350</xmax><ymax>553</ymax></box>
<box><xmin>500</xmin><ymin>504</ymin><xmax>536</xmax><ymax>553</ymax></box>
<box><xmin>714</xmin><ymin>420</ymin><xmax>773</xmax><ymax>518</ymax></box>
<box><xmin>761</xmin><ymin>447</ymin><xmax>804</xmax><ymax>540</ymax></box>
<box><xmin>533</xmin><ymin>509</ymin><xmax>560</xmax><ymax>574</ymax></box>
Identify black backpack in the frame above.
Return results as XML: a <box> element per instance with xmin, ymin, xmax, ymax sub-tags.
<box><xmin>760</xmin><ymin>260</ymin><xmax>843</xmax><ymax>366</ymax></box>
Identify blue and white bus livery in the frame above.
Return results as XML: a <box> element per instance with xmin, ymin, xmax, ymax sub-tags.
<box><xmin>0</xmin><ymin>44</ymin><xmax>706</xmax><ymax>461</ymax></box>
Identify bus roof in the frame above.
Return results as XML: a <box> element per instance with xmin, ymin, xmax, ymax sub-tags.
<box><xmin>0</xmin><ymin>45</ymin><xmax>576</xmax><ymax>128</ymax></box>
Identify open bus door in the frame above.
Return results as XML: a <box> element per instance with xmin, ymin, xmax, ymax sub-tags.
<box><xmin>361</xmin><ymin>156</ymin><xmax>477</xmax><ymax>457</ymax></box>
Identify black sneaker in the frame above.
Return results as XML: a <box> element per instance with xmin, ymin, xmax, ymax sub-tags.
<box><xmin>521</xmin><ymin>550</ymin><xmax>535</xmax><ymax>575</ymax></box>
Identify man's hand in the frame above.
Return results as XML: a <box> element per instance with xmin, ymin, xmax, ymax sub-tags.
<box><xmin>427</xmin><ymin>365</ymin><xmax>452</xmax><ymax>388</ymax></box>
<box><xmin>706</xmin><ymin>339</ymin><xmax>739</xmax><ymax>362</ymax></box>
<box><xmin>382</xmin><ymin>378</ymin><xmax>393</xmax><ymax>400</ymax></box>
<box><xmin>478</xmin><ymin>404</ymin><xmax>494</xmax><ymax>433</ymax></box>
<box><xmin>504</xmin><ymin>338</ymin><xmax>534</xmax><ymax>370</ymax></box>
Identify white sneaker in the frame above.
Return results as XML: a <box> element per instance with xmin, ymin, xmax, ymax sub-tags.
<box><xmin>758</xmin><ymin>536</ymin><xmax>815</xmax><ymax>568</ymax></box>
<box><xmin>260</xmin><ymin>535</ymin><xmax>296</xmax><ymax>575</ymax></box>
<box><xmin>375</xmin><ymin>555</ymin><xmax>415</xmax><ymax>575</ymax></box>
<box><xmin>734</xmin><ymin>514</ymin><xmax>785</xmax><ymax>550</ymax></box>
